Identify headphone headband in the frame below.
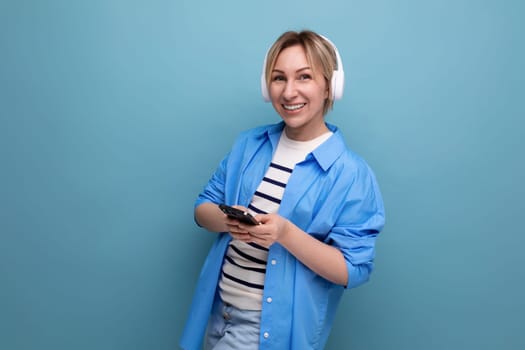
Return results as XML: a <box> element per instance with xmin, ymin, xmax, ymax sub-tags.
<box><xmin>261</xmin><ymin>34</ymin><xmax>345</xmax><ymax>102</ymax></box>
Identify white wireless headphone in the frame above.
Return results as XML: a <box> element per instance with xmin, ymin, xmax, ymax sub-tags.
<box><xmin>260</xmin><ymin>34</ymin><xmax>345</xmax><ymax>102</ymax></box>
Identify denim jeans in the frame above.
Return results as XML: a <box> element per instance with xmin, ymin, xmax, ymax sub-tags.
<box><xmin>203</xmin><ymin>298</ymin><xmax>261</xmax><ymax>350</ymax></box>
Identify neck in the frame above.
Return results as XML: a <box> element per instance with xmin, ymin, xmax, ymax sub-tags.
<box><xmin>284</xmin><ymin>123</ymin><xmax>330</xmax><ymax>141</ymax></box>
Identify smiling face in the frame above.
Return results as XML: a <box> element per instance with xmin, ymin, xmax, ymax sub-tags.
<box><xmin>269</xmin><ymin>44</ymin><xmax>330</xmax><ymax>141</ymax></box>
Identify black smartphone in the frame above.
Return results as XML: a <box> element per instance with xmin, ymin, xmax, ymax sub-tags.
<box><xmin>219</xmin><ymin>204</ymin><xmax>259</xmax><ymax>225</ymax></box>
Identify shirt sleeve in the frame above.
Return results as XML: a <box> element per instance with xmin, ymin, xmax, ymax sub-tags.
<box><xmin>327</xmin><ymin>165</ymin><xmax>385</xmax><ymax>289</ymax></box>
<box><xmin>194</xmin><ymin>152</ymin><xmax>230</xmax><ymax>218</ymax></box>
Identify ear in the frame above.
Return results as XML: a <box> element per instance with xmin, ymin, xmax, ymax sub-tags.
<box><xmin>324</xmin><ymin>79</ymin><xmax>330</xmax><ymax>99</ymax></box>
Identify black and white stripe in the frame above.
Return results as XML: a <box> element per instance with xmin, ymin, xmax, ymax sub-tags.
<box><xmin>218</xmin><ymin>161</ymin><xmax>293</xmax><ymax>310</ymax></box>
<box><xmin>219</xmin><ymin>131</ymin><xmax>333</xmax><ymax>311</ymax></box>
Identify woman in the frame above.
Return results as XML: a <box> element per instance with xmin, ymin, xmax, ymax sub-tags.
<box><xmin>180</xmin><ymin>30</ymin><xmax>385</xmax><ymax>350</ymax></box>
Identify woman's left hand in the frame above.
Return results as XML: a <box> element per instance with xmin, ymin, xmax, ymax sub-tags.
<box><xmin>239</xmin><ymin>213</ymin><xmax>291</xmax><ymax>248</ymax></box>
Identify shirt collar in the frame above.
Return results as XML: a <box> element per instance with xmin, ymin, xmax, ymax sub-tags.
<box><xmin>257</xmin><ymin>122</ymin><xmax>347</xmax><ymax>172</ymax></box>
<box><xmin>311</xmin><ymin>123</ymin><xmax>346</xmax><ymax>171</ymax></box>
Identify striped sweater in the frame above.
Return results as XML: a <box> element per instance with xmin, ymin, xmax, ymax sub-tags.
<box><xmin>219</xmin><ymin>130</ymin><xmax>333</xmax><ymax>310</ymax></box>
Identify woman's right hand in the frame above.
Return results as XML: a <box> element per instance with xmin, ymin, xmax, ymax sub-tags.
<box><xmin>194</xmin><ymin>202</ymin><xmax>254</xmax><ymax>242</ymax></box>
<box><xmin>224</xmin><ymin>205</ymin><xmax>253</xmax><ymax>242</ymax></box>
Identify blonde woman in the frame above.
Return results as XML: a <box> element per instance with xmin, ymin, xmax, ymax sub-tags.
<box><xmin>180</xmin><ymin>30</ymin><xmax>385</xmax><ymax>350</ymax></box>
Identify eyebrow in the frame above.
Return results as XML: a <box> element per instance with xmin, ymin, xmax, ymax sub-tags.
<box><xmin>272</xmin><ymin>67</ymin><xmax>311</xmax><ymax>74</ymax></box>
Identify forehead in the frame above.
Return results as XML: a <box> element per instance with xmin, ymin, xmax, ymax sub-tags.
<box><xmin>273</xmin><ymin>45</ymin><xmax>310</xmax><ymax>69</ymax></box>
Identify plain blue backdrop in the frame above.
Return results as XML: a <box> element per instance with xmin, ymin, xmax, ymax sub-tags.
<box><xmin>1</xmin><ymin>0</ymin><xmax>524</xmax><ymax>349</ymax></box>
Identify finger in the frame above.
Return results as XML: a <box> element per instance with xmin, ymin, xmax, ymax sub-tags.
<box><xmin>229</xmin><ymin>225</ymin><xmax>251</xmax><ymax>235</ymax></box>
<box><xmin>225</xmin><ymin>217</ymin><xmax>241</xmax><ymax>226</ymax></box>
<box><xmin>244</xmin><ymin>228</ymin><xmax>270</xmax><ymax>237</ymax></box>
<box><xmin>247</xmin><ymin>236</ymin><xmax>271</xmax><ymax>248</ymax></box>
<box><xmin>230</xmin><ymin>232</ymin><xmax>252</xmax><ymax>242</ymax></box>
<box><xmin>238</xmin><ymin>223</ymin><xmax>265</xmax><ymax>234</ymax></box>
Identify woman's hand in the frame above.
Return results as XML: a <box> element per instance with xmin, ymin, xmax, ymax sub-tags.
<box><xmin>236</xmin><ymin>213</ymin><xmax>291</xmax><ymax>248</ymax></box>
<box><xmin>197</xmin><ymin>202</ymin><xmax>347</xmax><ymax>285</ymax></box>
<box><xmin>237</xmin><ymin>212</ymin><xmax>349</xmax><ymax>286</ymax></box>
<box><xmin>224</xmin><ymin>205</ymin><xmax>256</xmax><ymax>243</ymax></box>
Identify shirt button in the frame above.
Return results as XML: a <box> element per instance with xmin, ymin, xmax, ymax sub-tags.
<box><xmin>266</xmin><ymin>297</ymin><xmax>272</xmax><ymax>303</ymax></box>
<box><xmin>271</xmin><ymin>259</ymin><xmax>277</xmax><ymax>265</ymax></box>
<box><xmin>263</xmin><ymin>332</ymin><xmax>269</xmax><ymax>339</ymax></box>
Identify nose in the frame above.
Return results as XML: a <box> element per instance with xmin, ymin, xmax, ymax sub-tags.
<box><xmin>282</xmin><ymin>80</ymin><xmax>298</xmax><ymax>100</ymax></box>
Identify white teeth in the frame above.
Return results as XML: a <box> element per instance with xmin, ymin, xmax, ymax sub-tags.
<box><xmin>283</xmin><ymin>103</ymin><xmax>305</xmax><ymax>111</ymax></box>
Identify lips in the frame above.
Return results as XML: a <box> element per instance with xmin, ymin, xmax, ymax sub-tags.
<box><xmin>282</xmin><ymin>103</ymin><xmax>306</xmax><ymax>111</ymax></box>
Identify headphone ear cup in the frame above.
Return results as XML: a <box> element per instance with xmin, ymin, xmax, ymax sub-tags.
<box><xmin>331</xmin><ymin>69</ymin><xmax>344</xmax><ymax>100</ymax></box>
<box><xmin>261</xmin><ymin>73</ymin><xmax>270</xmax><ymax>102</ymax></box>
<box><xmin>261</xmin><ymin>54</ymin><xmax>271</xmax><ymax>102</ymax></box>
<box><xmin>321</xmin><ymin>34</ymin><xmax>344</xmax><ymax>101</ymax></box>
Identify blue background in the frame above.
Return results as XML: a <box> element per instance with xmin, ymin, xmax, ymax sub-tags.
<box><xmin>1</xmin><ymin>0</ymin><xmax>524</xmax><ymax>349</ymax></box>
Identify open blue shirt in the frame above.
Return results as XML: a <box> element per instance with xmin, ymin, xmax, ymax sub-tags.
<box><xmin>180</xmin><ymin>122</ymin><xmax>385</xmax><ymax>350</ymax></box>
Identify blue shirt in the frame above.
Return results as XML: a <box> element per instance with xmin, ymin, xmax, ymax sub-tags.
<box><xmin>180</xmin><ymin>122</ymin><xmax>385</xmax><ymax>350</ymax></box>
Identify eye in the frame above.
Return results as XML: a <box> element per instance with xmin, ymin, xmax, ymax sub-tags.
<box><xmin>272</xmin><ymin>75</ymin><xmax>286</xmax><ymax>82</ymax></box>
<box><xmin>299</xmin><ymin>74</ymin><xmax>312</xmax><ymax>80</ymax></box>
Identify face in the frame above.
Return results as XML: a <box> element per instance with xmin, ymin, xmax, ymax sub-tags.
<box><xmin>269</xmin><ymin>45</ymin><xmax>329</xmax><ymax>141</ymax></box>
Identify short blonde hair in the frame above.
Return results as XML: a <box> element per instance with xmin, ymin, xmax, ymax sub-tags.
<box><xmin>264</xmin><ymin>30</ymin><xmax>339</xmax><ymax>116</ymax></box>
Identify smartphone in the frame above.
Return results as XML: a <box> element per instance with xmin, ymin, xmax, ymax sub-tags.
<box><xmin>219</xmin><ymin>204</ymin><xmax>259</xmax><ymax>225</ymax></box>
